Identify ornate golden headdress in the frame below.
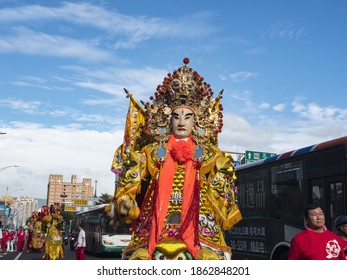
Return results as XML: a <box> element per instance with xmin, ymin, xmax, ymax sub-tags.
<box><xmin>111</xmin><ymin>58</ymin><xmax>225</xmax><ymax>172</ymax></box>
<box><xmin>144</xmin><ymin>58</ymin><xmax>224</xmax><ymax>147</ymax></box>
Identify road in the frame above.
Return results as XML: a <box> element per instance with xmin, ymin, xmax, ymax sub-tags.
<box><xmin>0</xmin><ymin>243</ymin><xmax>121</xmax><ymax>260</ymax></box>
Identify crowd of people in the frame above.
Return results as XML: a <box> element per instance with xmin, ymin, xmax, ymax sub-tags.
<box><xmin>0</xmin><ymin>207</ymin><xmax>86</xmax><ymax>260</ymax></box>
<box><xmin>0</xmin><ymin>203</ymin><xmax>65</xmax><ymax>259</ymax></box>
<box><xmin>0</xmin><ymin>224</ymin><xmax>27</xmax><ymax>253</ymax></box>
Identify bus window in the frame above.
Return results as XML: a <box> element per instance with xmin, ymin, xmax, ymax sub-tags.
<box><xmin>329</xmin><ymin>179</ymin><xmax>344</xmax><ymax>229</ymax></box>
<box><xmin>309</xmin><ymin>179</ymin><xmax>325</xmax><ymax>214</ymax></box>
<box><xmin>238</xmin><ymin>168</ymin><xmax>268</xmax><ymax>217</ymax></box>
<box><xmin>330</xmin><ymin>181</ymin><xmax>344</xmax><ymax>215</ymax></box>
<box><xmin>270</xmin><ymin>161</ymin><xmax>303</xmax><ymax>226</ymax></box>
<box><xmin>312</xmin><ymin>185</ymin><xmax>323</xmax><ymax>202</ymax></box>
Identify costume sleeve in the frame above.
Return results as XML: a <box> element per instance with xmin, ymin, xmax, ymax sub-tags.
<box><xmin>115</xmin><ymin>150</ymin><xmax>148</xmax><ymax>223</ymax></box>
<box><xmin>206</xmin><ymin>152</ymin><xmax>242</xmax><ymax>230</ymax></box>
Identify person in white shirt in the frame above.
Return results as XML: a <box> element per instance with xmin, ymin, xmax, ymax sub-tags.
<box><xmin>75</xmin><ymin>223</ymin><xmax>86</xmax><ymax>260</ymax></box>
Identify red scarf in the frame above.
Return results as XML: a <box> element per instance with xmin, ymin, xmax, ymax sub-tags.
<box><xmin>148</xmin><ymin>135</ymin><xmax>201</xmax><ymax>258</ymax></box>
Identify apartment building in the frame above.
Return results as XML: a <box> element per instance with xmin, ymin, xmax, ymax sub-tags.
<box><xmin>47</xmin><ymin>174</ymin><xmax>93</xmax><ymax>206</ymax></box>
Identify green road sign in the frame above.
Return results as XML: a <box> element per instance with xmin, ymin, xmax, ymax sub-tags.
<box><xmin>245</xmin><ymin>150</ymin><xmax>276</xmax><ymax>163</ymax></box>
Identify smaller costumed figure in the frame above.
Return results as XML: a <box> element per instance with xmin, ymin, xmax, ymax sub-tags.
<box><xmin>41</xmin><ymin>205</ymin><xmax>64</xmax><ymax>260</ymax></box>
<box><xmin>27</xmin><ymin>211</ymin><xmax>46</xmax><ymax>252</ymax></box>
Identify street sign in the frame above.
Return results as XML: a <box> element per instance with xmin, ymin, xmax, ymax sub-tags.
<box><xmin>65</xmin><ymin>205</ymin><xmax>92</xmax><ymax>212</ymax></box>
<box><xmin>245</xmin><ymin>150</ymin><xmax>276</xmax><ymax>163</ymax></box>
<box><xmin>65</xmin><ymin>206</ymin><xmax>77</xmax><ymax>211</ymax></box>
<box><xmin>74</xmin><ymin>199</ymin><xmax>88</xmax><ymax>205</ymax></box>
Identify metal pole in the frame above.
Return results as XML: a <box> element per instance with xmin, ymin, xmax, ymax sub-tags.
<box><xmin>94</xmin><ymin>180</ymin><xmax>98</xmax><ymax>198</ymax></box>
<box><xmin>0</xmin><ymin>165</ymin><xmax>19</xmax><ymax>173</ymax></box>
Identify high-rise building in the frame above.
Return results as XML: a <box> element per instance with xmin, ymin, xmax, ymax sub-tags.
<box><xmin>13</xmin><ymin>196</ymin><xmax>38</xmax><ymax>228</ymax></box>
<box><xmin>47</xmin><ymin>174</ymin><xmax>93</xmax><ymax>206</ymax></box>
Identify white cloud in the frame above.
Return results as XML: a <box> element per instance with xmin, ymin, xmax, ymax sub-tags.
<box><xmin>292</xmin><ymin>101</ymin><xmax>347</xmax><ymax>122</ymax></box>
<box><xmin>0</xmin><ymin>123</ymin><xmax>124</xmax><ymax>199</ymax></box>
<box><xmin>273</xmin><ymin>103</ymin><xmax>286</xmax><ymax>112</ymax></box>
<box><xmin>66</xmin><ymin>65</ymin><xmax>167</xmax><ymax>99</ymax></box>
<box><xmin>0</xmin><ymin>3</ymin><xmax>213</xmax><ymax>50</ymax></box>
<box><xmin>266</xmin><ymin>22</ymin><xmax>305</xmax><ymax>39</ymax></box>
<box><xmin>0</xmin><ymin>98</ymin><xmax>41</xmax><ymax>114</ymax></box>
<box><xmin>0</xmin><ymin>27</ymin><xmax>114</xmax><ymax>62</ymax></box>
<box><xmin>259</xmin><ymin>102</ymin><xmax>270</xmax><ymax>109</ymax></box>
<box><xmin>228</xmin><ymin>71</ymin><xmax>258</xmax><ymax>83</ymax></box>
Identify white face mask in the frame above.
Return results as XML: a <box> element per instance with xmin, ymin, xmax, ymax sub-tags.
<box><xmin>171</xmin><ymin>107</ymin><xmax>194</xmax><ymax>139</ymax></box>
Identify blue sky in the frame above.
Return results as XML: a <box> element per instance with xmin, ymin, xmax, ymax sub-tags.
<box><xmin>1</xmin><ymin>0</ymin><xmax>347</xmax><ymax>199</ymax></box>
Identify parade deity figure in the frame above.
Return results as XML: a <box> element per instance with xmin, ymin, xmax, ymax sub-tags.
<box><xmin>111</xmin><ymin>58</ymin><xmax>242</xmax><ymax>260</ymax></box>
<box><xmin>41</xmin><ymin>205</ymin><xmax>64</xmax><ymax>260</ymax></box>
<box><xmin>27</xmin><ymin>211</ymin><xmax>45</xmax><ymax>252</ymax></box>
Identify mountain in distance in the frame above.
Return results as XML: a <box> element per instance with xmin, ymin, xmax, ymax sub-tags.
<box><xmin>35</xmin><ymin>198</ymin><xmax>47</xmax><ymax>209</ymax></box>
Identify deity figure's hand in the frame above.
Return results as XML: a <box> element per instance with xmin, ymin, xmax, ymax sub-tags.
<box><xmin>119</xmin><ymin>196</ymin><xmax>140</xmax><ymax>220</ymax></box>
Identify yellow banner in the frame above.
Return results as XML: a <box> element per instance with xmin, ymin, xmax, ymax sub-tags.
<box><xmin>111</xmin><ymin>90</ymin><xmax>145</xmax><ymax>174</ymax></box>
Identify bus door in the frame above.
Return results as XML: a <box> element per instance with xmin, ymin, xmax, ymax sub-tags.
<box><xmin>308</xmin><ymin>176</ymin><xmax>345</xmax><ymax>229</ymax></box>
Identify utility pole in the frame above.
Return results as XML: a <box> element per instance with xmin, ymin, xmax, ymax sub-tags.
<box><xmin>93</xmin><ymin>180</ymin><xmax>98</xmax><ymax>205</ymax></box>
<box><xmin>94</xmin><ymin>180</ymin><xmax>98</xmax><ymax>198</ymax></box>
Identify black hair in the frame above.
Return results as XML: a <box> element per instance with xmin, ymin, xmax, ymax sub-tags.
<box><xmin>304</xmin><ymin>202</ymin><xmax>321</xmax><ymax>218</ymax></box>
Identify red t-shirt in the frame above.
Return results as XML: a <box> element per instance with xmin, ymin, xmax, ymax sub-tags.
<box><xmin>17</xmin><ymin>230</ymin><xmax>25</xmax><ymax>242</ymax></box>
<box><xmin>288</xmin><ymin>228</ymin><xmax>346</xmax><ymax>260</ymax></box>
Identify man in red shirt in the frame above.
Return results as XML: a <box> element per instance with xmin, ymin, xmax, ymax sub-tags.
<box><xmin>2</xmin><ymin>228</ymin><xmax>9</xmax><ymax>252</ymax></box>
<box><xmin>288</xmin><ymin>203</ymin><xmax>345</xmax><ymax>260</ymax></box>
<box><xmin>16</xmin><ymin>226</ymin><xmax>26</xmax><ymax>252</ymax></box>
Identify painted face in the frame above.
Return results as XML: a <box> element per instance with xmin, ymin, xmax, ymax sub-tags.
<box><xmin>306</xmin><ymin>207</ymin><xmax>325</xmax><ymax>231</ymax></box>
<box><xmin>171</xmin><ymin>107</ymin><xmax>194</xmax><ymax>139</ymax></box>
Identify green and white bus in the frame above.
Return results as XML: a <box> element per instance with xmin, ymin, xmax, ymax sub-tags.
<box><xmin>74</xmin><ymin>204</ymin><xmax>131</xmax><ymax>256</ymax></box>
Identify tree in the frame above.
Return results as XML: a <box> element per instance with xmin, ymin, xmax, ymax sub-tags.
<box><xmin>95</xmin><ymin>193</ymin><xmax>112</xmax><ymax>205</ymax></box>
